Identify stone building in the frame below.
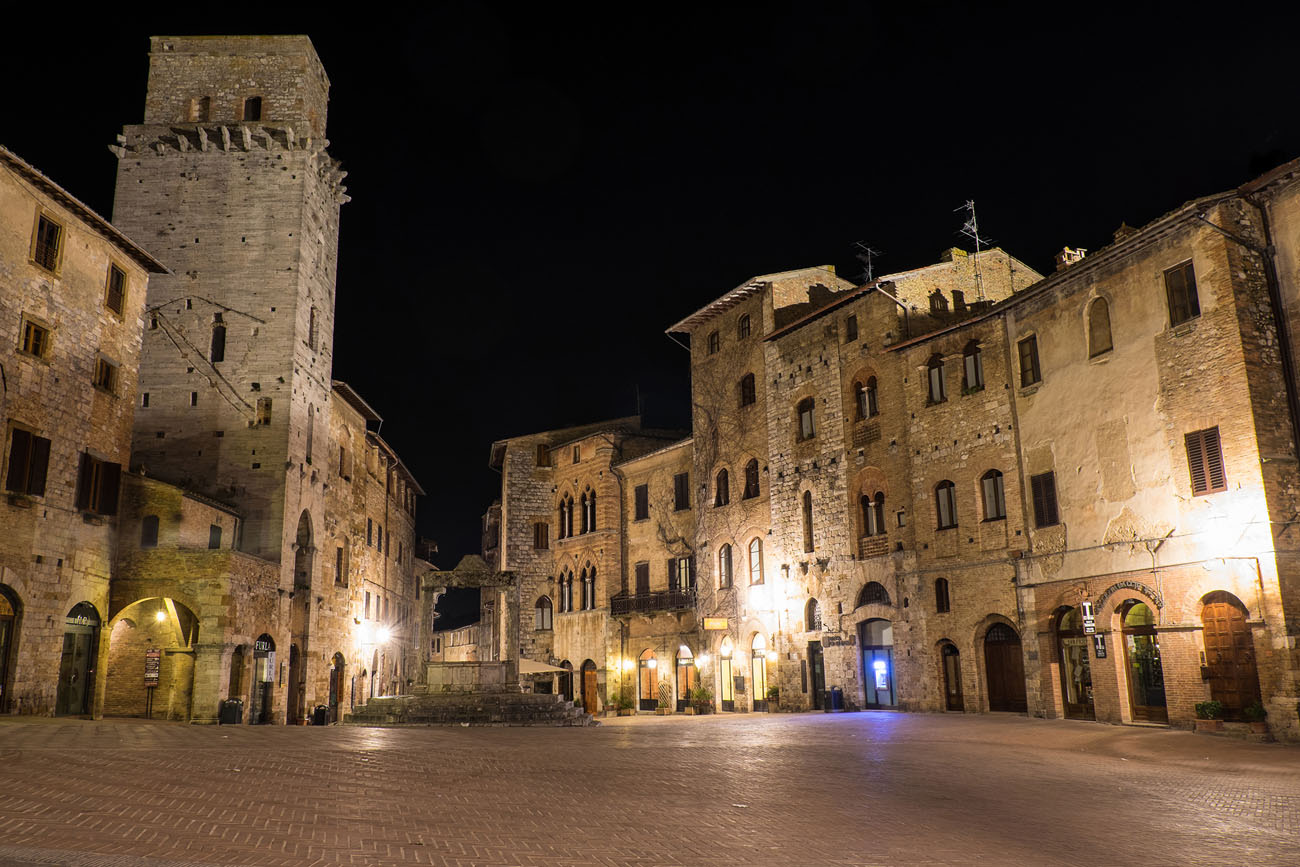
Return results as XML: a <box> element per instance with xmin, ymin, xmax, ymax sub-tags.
<box><xmin>0</xmin><ymin>145</ymin><xmax>167</xmax><ymax>716</ymax></box>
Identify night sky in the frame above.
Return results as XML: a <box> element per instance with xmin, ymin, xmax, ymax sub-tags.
<box><xmin>6</xmin><ymin>8</ymin><xmax>1300</xmax><ymax>626</ymax></box>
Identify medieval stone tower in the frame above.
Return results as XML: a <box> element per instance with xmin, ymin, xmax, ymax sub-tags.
<box><xmin>110</xmin><ymin>36</ymin><xmax>348</xmax><ymax>715</ymax></box>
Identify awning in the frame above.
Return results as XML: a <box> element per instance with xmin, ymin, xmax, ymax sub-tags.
<box><xmin>518</xmin><ymin>658</ymin><xmax>569</xmax><ymax>675</ymax></box>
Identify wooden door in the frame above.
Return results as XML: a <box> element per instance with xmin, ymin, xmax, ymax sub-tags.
<box><xmin>581</xmin><ymin>667</ymin><xmax>598</xmax><ymax>712</ymax></box>
<box><xmin>984</xmin><ymin>624</ymin><xmax>1027</xmax><ymax>712</ymax></box>
<box><xmin>1202</xmin><ymin>595</ymin><xmax>1260</xmax><ymax>718</ymax></box>
<box><xmin>942</xmin><ymin>643</ymin><xmax>963</xmax><ymax>712</ymax></box>
<box><xmin>808</xmin><ymin>642</ymin><xmax>826</xmax><ymax>709</ymax></box>
<box><xmin>56</xmin><ymin>631</ymin><xmax>93</xmax><ymax>715</ymax></box>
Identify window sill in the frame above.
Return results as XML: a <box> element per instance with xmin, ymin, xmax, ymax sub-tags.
<box><xmin>1169</xmin><ymin>318</ymin><xmax>1200</xmax><ymax>336</ymax></box>
<box><xmin>6</xmin><ymin>493</ymin><xmax>35</xmax><ymax>508</ymax></box>
<box><xmin>936</xmin><ymin>524</ymin><xmax>958</xmax><ymax>532</ymax></box>
<box><xmin>961</xmin><ymin>386</ymin><xmax>985</xmax><ymax>396</ymax></box>
<box><xmin>16</xmin><ymin>350</ymin><xmax>50</xmax><ymax>365</ymax></box>
<box><xmin>1088</xmin><ymin>350</ymin><xmax>1112</xmax><ymax>363</ymax></box>
<box><xmin>981</xmin><ymin>516</ymin><xmax>1006</xmax><ymax>523</ymax></box>
<box><xmin>1019</xmin><ymin>383</ymin><xmax>1041</xmax><ymax>395</ymax></box>
<box><xmin>926</xmin><ymin>398</ymin><xmax>948</xmax><ymax>407</ymax></box>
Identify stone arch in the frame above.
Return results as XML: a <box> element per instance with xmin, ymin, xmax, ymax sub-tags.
<box><xmin>0</xmin><ymin>584</ymin><xmax>21</xmax><ymax>713</ymax></box>
<box><xmin>102</xmin><ymin>596</ymin><xmax>201</xmax><ymax>721</ymax></box>
<box><xmin>845</xmin><ymin>364</ymin><xmax>880</xmax><ymax>421</ymax></box>
<box><xmin>56</xmin><ymin>602</ymin><xmax>103</xmax><ymax>716</ymax></box>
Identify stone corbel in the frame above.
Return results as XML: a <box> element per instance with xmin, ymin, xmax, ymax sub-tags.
<box><xmin>220</xmin><ymin>126</ymin><xmax>231</xmax><ymax>151</ymax></box>
<box><xmin>197</xmin><ymin>127</ymin><xmax>208</xmax><ymax>152</ymax></box>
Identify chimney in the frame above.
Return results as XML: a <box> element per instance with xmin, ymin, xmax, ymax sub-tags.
<box><xmin>1055</xmin><ymin>247</ymin><xmax>1087</xmax><ymax>271</ymax></box>
<box><xmin>939</xmin><ymin>246</ymin><xmax>968</xmax><ymax>262</ymax></box>
<box><xmin>1113</xmin><ymin>222</ymin><xmax>1138</xmax><ymax>243</ymax></box>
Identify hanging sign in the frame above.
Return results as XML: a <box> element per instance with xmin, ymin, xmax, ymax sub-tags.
<box><xmin>144</xmin><ymin>649</ymin><xmax>161</xmax><ymax>686</ymax></box>
<box><xmin>1081</xmin><ymin>600</ymin><xmax>1096</xmax><ymax>635</ymax></box>
<box><xmin>1093</xmin><ymin>634</ymin><xmax>1107</xmax><ymax>658</ymax></box>
<box><xmin>704</xmin><ymin>618</ymin><xmax>729</xmax><ymax>630</ymax></box>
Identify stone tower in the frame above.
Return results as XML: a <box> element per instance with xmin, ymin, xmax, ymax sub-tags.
<box><xmin>111</xmin><ymin>35</ymin><xmax>347</xmax><ymax>566</ymax></box>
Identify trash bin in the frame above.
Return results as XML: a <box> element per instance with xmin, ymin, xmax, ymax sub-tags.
<box><xmin>821</xmin><ymin>689</ymin><xmax>834</xmax><ymax>712</ymax></box>
<box><xmin>311</xmin><ymin>704</ymin><xmax>330</xmax><ymax>726</ymax></box>
<box><xmin>829</xmin><ymin>687</ymin><xmax>844</xmax><ymax>711</ymax></box>
<box><xmin>219</xmin><ymin>698</ymin><xmax>244</xmax><ymax>725</ymax></box>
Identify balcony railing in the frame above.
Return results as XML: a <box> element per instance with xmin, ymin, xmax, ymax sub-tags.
<box><xmin>610</xmin><ymin>589</ymin><xmax>695</xmax><ymax>616</ymax></box>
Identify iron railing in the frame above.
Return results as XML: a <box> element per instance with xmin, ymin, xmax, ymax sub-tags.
<box><xmin>610</xmin><ymin>589</ymin><xmax>695</xmax><ymax>616</ymax></box>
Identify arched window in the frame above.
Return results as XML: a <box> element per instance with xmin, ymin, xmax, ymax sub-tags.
<box><xmin>855</xmin><ymin>376</ymin><xmax>878</xmax><ymax>419</ymax></box>
<box><xmin>738</xmin><ymin>314</ymin><xmax>751</xmax><ymax>339</ymax></box>
<box><xmin>857</xmin><ymin>581</ymin><xmax>891</xmax><ymax>608</ymax></box>
<box><xmin>535</xmin><ymin>596</ymin><xmax>553</xmax><ymax>630</ymax></box>
<box><xmin>934</xmin><ymin>578</ymin><xmax>951</xmax><ymax>613</ymax></box>
<box><xmin>739</xmin><ymin>373</ymin><xmax>756</xmax><ymax>407</ymax></box>
<box><xmin>935</xmin><ymin>480</ymin><xmax>957</xmax><ymax>529</ymax></box>
<box><xmin>565</xmin><ymin>572</ymin><xmax>574</xmax><ymax>612</ymax></box>
<box><xmin>707</xmin><ymin>331</ymin><xmax>720</xmax><ymax>354</ymax></box>
<box><xmin>797</xmin><ymin>398</ymin><xmax>816</xmax><ymax>441</ymax></box>
<box><xmin>1089</xmin><ymin>297</ymin><xmax>1113</xmax><ymax>357</ymax></box>
<box><xmin>927</xmin><ymin>354</ymin><xmax>946</xmax><ymax>404</ymax></box>
<box><xmin>806</xmin><ymin>598</ymin><xmax>822</xmax><ymax>631</ymax></box>
<box><xmin>802</xmin><ymin>490</ymin><xmax>814</xmax><ymax>552</ymax></box>
<box><xmin>981</xmin><ymin>470</ymin><xmax>1006</xmax><ymax>520</ymax></box>
<box><xmin>748</xmin><ymin>538</ymin><xmax>763</xmax><ymax>585</ymax></box>
<box><xmin>578</xmin><ymin>488</ymin><xmax>595</xmax><ymax>533</ymax></box>
<box><xmin>583</xmin><ymin>567</ymin><xmax>596</xmax><ymax>610</ymax></box>
<box><xmin>743</xmin><ymin>459</ymin><xmax>760</xmax><ymax>499</ymax></box>
<box><xmin>579</xmin><ymin>491</ymin><xmax>588</xmax><ymax>533</ymax></box>
<box><xmin>718</xmin><ymin>544</ymin><xmax>733</xmax><ymax>589</ymax></box>
<box><xmin>210</xmin><ymin>319</ymin><xmax>226</xmax><ymax>363</ymax></box>
<box><xmin>715</xmin><ymin>469</ymin><xmax>730</xmax><ymax>507</ymax></box>
<box><xmin>140</xmin><ymin>514</ymin><xmax>160</xmax><ymax>547</ymax></box>
<box><xmin>963</xmin><ymin>341</ymin><xmax>984</xmax><ymax>392</ymax></box>
<box><xmin>862</xmin><ymin>492</ymin><xmax>885</xmax><ymax>536</ymax></box>
<box><xmin>558</xmin><ymin>494</ymin><xmax>574</xmax><ymax>539</ymax></box>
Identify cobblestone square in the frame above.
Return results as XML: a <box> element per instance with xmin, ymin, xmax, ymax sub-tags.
<box><xmin>0</xmin><ymin>712</ymin><xmax>1297</xmax><ymax>866</ymax></box>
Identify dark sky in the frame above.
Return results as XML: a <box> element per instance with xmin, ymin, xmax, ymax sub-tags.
<box><xmin>5</xmin><ymin>8</ymin><xmax>1300</xmax><ymax>624</ymax></box>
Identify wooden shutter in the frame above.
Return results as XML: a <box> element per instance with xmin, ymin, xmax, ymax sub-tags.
<box><xmin>27</xmin><ymin>435</ymin><xmax>50</xmax><ymax>496</ymax></box>
<box><xmin>75</xmin><ymin>452</ymin><xmax>93</xmax><ymax>511</ymax></box>
<box><xmin>5</xmin><ymin>429</ymin><xmax>31</xmax><ymax>492</ymax></box>
<box><xmin>99</xmin><ymin>462</ymin><xmax>121</xmax><ymax>515</ymax></box>
<box><xmin>1186</xmin><ymin>427</ymin><xmax>1226</xmax><ymax>494</ymax></box>
<box><xmin>1031</xmin><ymin>472</ymin><xmax>1059</xmax><ymax>527</ymax></box>
<box><xmin>668</xmin><ymin>558</ymin><xmax>679</xmax><ymax>592</ymax></box>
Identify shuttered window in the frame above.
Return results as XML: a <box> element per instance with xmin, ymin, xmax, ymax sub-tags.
<box><xmin>1018</xmin><ymin>336</ymin><xmax>1041</xmax><ymax>386</ymax></box>
<box><xmin>75</xmin><ymin>452</ymin><xmax>121</xmax><ymax>515</ymax></box>
<box><xmin>1088</xmin><ymin>297</ymin><xmax>1113</xmax><ymax>357</ymax></box>
<box><xmin>105</xmin><ymin>264</ymin><xmax>127</xmax><ymax>315</ymax></box>
<box><xmin>1185</xmin><ymin>427</ymin><xmax>1227</xmax><ymax>495</ymax></box>
<box><xmin>5</xmin><ymin>429</ymin><xmax>51</xmax><ymax>496</ymax></box>
<box><xmin>673</xmin><ymin>472</ymin><xmax>690</xmax><ymax>510</ymax></box>
<box><xmin>533</xmin><ymin>522</ymin><xmax>549</xmax><ymax>549</ymax></box>
<box><xmin>1030</xmin><ymin>472</ymin><xmax>1060</xmax><ymax>528</ymax></box>
<box><xmin>1165</xmin><ymin>261</ymin><xmax>1200</xmax><ymax>326</ymax></box>
<box><xmin>634</xmin><ymin>484</ymin><xmax>649</xmax><ymax>520</ymax></box>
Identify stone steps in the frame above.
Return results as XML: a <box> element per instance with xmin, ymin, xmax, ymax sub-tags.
<box><xmin>344</xmin><ymin>693</ymin><xmax>598</xmax><ymax>727</ymax></box>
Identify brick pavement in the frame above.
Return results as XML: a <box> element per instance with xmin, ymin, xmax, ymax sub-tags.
<box><xmin>0</xmin><ymin>712</ymin><xmax>1296</xmax><ymax>866</ymax></box>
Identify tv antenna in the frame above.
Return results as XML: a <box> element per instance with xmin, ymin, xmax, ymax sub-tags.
<box><xmin>852</xmin><ymin>241</ymin><xmax>882</xmax><ymax>284</ymax></box>
<box><xmin>955</xmin><ymin>200</ymin><xmax>992</xmax><ymax>301</ymax></box>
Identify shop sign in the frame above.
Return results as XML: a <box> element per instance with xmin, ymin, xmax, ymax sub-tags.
<box><xmin>1061</xmin><ymin>637</ymin><xmax>1088</xmax><ymax>647</ymax></box>
<box><xmin>1093</xmin><ymin>634</ymin><xmax>1107</xmax><ymax>658</ymax></box>
<box><xmin>67</xmin><ymin>614</ymin><xmax>98</xmax><ymax>627</ymax></box>
<box><xmin>704</xmin><ymin>617</ymin><xmax>729</xmax><ymax>630</ymax></box>
<box><xmin>823</xmin><ymin>634</ymin><xmax>856</xmax><ymax>648</ymax></box>
<box><xmin>144</xmin><ymin>649</ymin><xmax>161</xmax><ymax>686</ymax></box>
<box><xmin>254</xmin><ymin>638</ymin><xmax>273</xmax><ymax>653</ymax></box>
<box><xmin>1081</xmin><ymin>600</ymin><xmax>1096</xmax><ymax>634</ymax></box>
<box><xmin>733</xmin><ymin>675</ymin><xmax>746</xmax><ymax>694</ymax></box>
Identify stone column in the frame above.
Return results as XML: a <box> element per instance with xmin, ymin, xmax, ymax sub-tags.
<box><xmin>188</xmin><ymin>642</ymin><xmax>226</xmax><ymax>724</ymax></box>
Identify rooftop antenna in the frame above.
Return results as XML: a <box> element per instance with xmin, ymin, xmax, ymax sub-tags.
<box><xmin>955</xmin><ymin>200</ymin><xmax>992</xmax><ymax>301</ymax></box>
<box><xmin>852</xmin><ymin>241</ymin><xmax>882</xmax><ymax>284</ymax></box>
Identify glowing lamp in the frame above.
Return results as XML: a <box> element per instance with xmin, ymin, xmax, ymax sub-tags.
<box><xmin>696</xmin><ymin>654</ymin><xmax>710</xmax><ymax>667</ymax></box>
<box><xmin>647</xmin><ymin>658</ymin><xmax>657</xmax><ymax>669</ymax></box>
<box><xmin>376</xmin><ymin>626</ymin><xmax>393</xmax><ymax>644</ymax></box>
<box><xmin>155</xmin><ymin>609</ymin><xmax>166</xmax><ymax>623</ymax></box>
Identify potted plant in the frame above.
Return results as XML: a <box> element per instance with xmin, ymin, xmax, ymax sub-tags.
<box><xmin>690</xmin><ymin>685</ymin><xmax>713</xmax><ymax>715</ymax></box>
<box><xmin>611</xmin><ymin>687</ymin><xmax>635</xmax><ymax>716</ymax></box>
<box><xmin>766</xmin><ymin>685</ymin><xmax>780</xmax><ymax>710</ymax></box>
<box><xmin>1243</xmin><ymin>701</ymin><xmax>1268</xmax><ymax>733</ymax></box>
<box><xmin>1194</xmin><ymin>700</ymin><xmax>1224</xmax><ymax>732</ymax></box>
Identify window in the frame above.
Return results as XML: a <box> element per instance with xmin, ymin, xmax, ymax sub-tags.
<box><xmin>718</xmin><ymin>544</ymin><xmax>733</xmax><ymax>589</ymax></box>
<box><xmin>845</xmin><ymin>314</ymin><xmax>858</xmax><ymax>342</ymax></box>
<box><xmin>963</xmin><ymin>341</ymin><xmax>984</xmax><ymax>392</ymax></box>
<box><xmin>855</xmin><ymin>377</ymin><xmax>878</xmax><ymax>420</ymax></box>
<box><xmin>105</xmin><ymin>264</ymin><xmax>127</xmax><ymax>315</ymax></box>
<box><xmin>535</xmin><ymin>597</ymin><xmax>553</xmax><ymax>631</ymax></box>
<box><xmin>981</xmin><ymin>470</ymin><xmax>1006</xmax><ymax>521</ymax></box>
<box><xmin>32</xmin><ymin>214</ymin><xmax>62</xmax><ymax>272</ymax></box>
<box><xmin>533</xmin><ymin>522</ymin><xmax>549</xmax><ymax>549</ymax></box>
<box><xmin>367</xmin><ymin>518</ymin><xmax>373</xmax><ymax>546</ymax></box>
<box><xmin>141</xmin><ymin>515</ymin><xmax>160</xmax><ymax>548</ymax></box>
<box><xmin>802</xmin><ymin>490</ymin><xmax>814</xmax><ymax>552</ymax></box>
<box><xmin>797</xmin><ymin>398</ymin><xmax>816</xmax><ymax>441</ymax></box>
<box><xmin>75</xmin><ymin>452</ymin><xmax>121</xmax><ymax>516</ymax></box>
<box><xmin>930</xmin><ymin>291</ymin><xmax>948</xmax><ymax>314</ymax></box>
<box><xmin>927</xmin><ymin>355</ymin><xmax>947</xmax><ymax>404</ymax></box>
<box><xmin>308</xmin><ymin>306</ymin><xmax>318</xmax><ymax>351</ymax></box>
<box><xmin>1165</xmin><ymin>261</ymin><xmax>1200</xmax><ymax>327</ymax></box>
<box><xmin>673</xmin><ymin>472</ymin><xmax>690</xmax><ymax>511</ymax></box>
<box><xmin>748</xmin><ymin>538</ymin><xmax>763</xmax><ymax>585</ymax></box>
<box><xmin>19</xmin><ymin>318</ymin><xmax>49</xmax><ymax>358</ymax></box>
<box><xmin>738</xmin><ymin>314</ymin><xmax>751</xmax><ymax>339</ymax></box>
<box><xmin>743</xmin><ymin>459</ymin><xmax>760</xmax><ymax>499</ymax></box>
<box><xmin>210</xmin><ymin>318</ymin><xmax>227</xmax><ymax>363</ymax></box>
<box><xmin>714</xmin><ymin>469</ymin><xmax>730</xmax><ymax>507</ymax></box>
<box><xmin>935</xmin><ymin>480</ymin><xmax>957</xmax><ymax>529</ymax></box>
<box><xmin>535</xmin><ymin>444</ymin><xmax>551</xmax><ymax>467</ymax></box>
<box><xmin>190</xmin><ymin>392</ymin><xmax>199</xmax><ymax>407</ymax></box>
<box><xmin>208</xmin><ymin>524</ymin><xmax>222</xmax><ymax>549</ymax></box>
<box><xmin>1030</xmin><ymin>471</ymin><xmax>1060</xmax><ymax>527</ymax></box>
<box><xmin>806</xmin><ymin>598</ymin><xmax>822</xmax><ymax>631</ymax></box>
<box><xmin>93</xmin><ymin>357</ymin><xmax>119</xmax><ymax>394</ymax></box>
<box><xmin>572</xmin><ymin>445</ymin><xmax>580</xmax><ymax>464</ymax></box>
<box><xmin>377</xmin><ymin>524</ymin><xmax>384</xmax><ymax>553</ymax></box>
<box><xmin>1017</xmin><ymin>335</ymin><xmax>1040</xmax><ymax>386</ymax></box>
<box><xmin>707</xmin><ymin>331</ymin><xmax>720</xmax><ymax>354</ymax></box>
<box><xmin>583</xmin><ymin>568</ymin><xmax>596</xmax><ymax>610</ymax></box>
<box><xmin>364</xmin><ymin>591</ymin><xmax>371</xmax><ymax>619</ymax></box>
<box><xmin>739</xmin><ymin>373</ymin><xmax>756</xmax><ymax>407</ymax></box>
<box><xmin>1088</xmin><ymin>297</ymin><xmax>1113</xmax><ymax>357</ymax></box>
<box><xmin>558</xmin><ymin>494</ymin><xmax>573</xmax><ymax>538</ymax></box>
<box><xmin>188</xmin><ymin>96</ymin><xmax>211</xmax><ymax>121</ymax></box>
<box><xmin>668</xmin><ymin>556</ymin><xmax>694</xmax><ymax>592</ymax></box>
<box><xmin>635</xmin><ymin>562</ymin><xmax>650</xmax><ymax>595</ymax></box>
<box><xmin>579</xmin><ymin>489</ymin><xmax>592</xmax><ymax>533</ymax></box>
<box><xmin>935</xmin><ymin>578</ymin><xmax>951</xmax><ymax>613</ymax></box>
<box><xmin>634</xmin><ymin>484</ymin><xmax>649</xmax><ymax>520</ymax></box>
<box><xmin>243</xmin><ymin>96</ymin><xmax>263</xmax><ymax>121</ymax></box>
<box><xmin>1185</xmin><ymin>427</ymin><xmax>1227</xmax><ymax>495</ymax></box>
<box><xmin>857</xmin><ymin>582</ymin><xmax>891</xmax><ymax>607</ymax></box>
<box><xmin>256</xmin><ymin>398</ymin><xmax>272</xmax><ymax>425</ymax></box>
<box><xmin>335</xmin><ymin>544</ymin><xmax>347</xmax><ymax>585</ymax></box>
<box><xmin>862</xmin><ymin>492</ymin><xmax>885</xmax><ymax>536</ymax></box>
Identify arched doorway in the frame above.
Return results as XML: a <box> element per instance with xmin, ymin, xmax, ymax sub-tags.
<box><xmin>1056</xmin><ymin>607</ymin><xmax>1094</xmax><ymax>720</ymax></box>
<box><xmin>558</xmin><ymin>660</ymin><xmax>574</xmax><ymax>702</ymax></box>
<box><xmin>580</xmin><ymin>659</ymin><xmax>598</xmax><ymax>712</ymax></box>
<box><xmin>675</xmin><ymin>646</ymin><xmax>696</xmax><ymax>711</ymax></box>
<box><xmin>984</xmin><ymin>623</ymin><xmax>1027</xmax><ymax>712</ymax></box>
<box><xmin>328</xmin><ymin>653</ymin><xmax>345</xmax><ymax>723</ymax></box>
<box><xmin>859</xmin><ymin>619</ymin><xmax>895</xmax><ymax>708</ymax></box>
<box><xmin>637</xmin><ymin>649</ymin><xmax>657</xmax><ymax>711</ymax></box>
<box><xmin>719</xmin><ymin>636</ymin><xmax>735</xmax><ymax>712</ymax></box>
<box><xmin>1201</xmin><ymin>592</ymin><xmax>1261</xmax><ymax>719</ymax></box>
<box><xmin>249</xmin><ymin>634</ymin><xmax>276</xmax><ymax>724</ymax></box>
<box><xmin>941</xmin><ymin>642</ymin><xmax>963</xmax><ymax>712</ymax></box>
<box><xmin>1120</xmin><ymin>601</ymin><xmax>1167</xmax><ymax>723</ymax></box>
<box><xmin>56</xmin><ymin>603</ymin><xmax>100</xmax><ymax>716</ymax></box>
<box><xmin>0</xmin><ymin>586</ymin><xmax>21</xmax><ymax>713</ymax></box>
<box><xmin>808</xmin><ymin>640</ymin><xmax>826</xmax><ymax>710</ymax></box>
<box><xmin>104</xmin><ymin>598</ymin><xmax>200</xmax><ymax>721</ymax></box>
<box><xmin>751</xmin><ymin>634</ymin><xmax>769</xmax><ymax>712</ymax></box>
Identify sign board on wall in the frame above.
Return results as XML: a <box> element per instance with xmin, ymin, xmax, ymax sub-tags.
<box><xmin>704</xmin><ymin>618</ymin><xmax>729</xmax><ymax>630</ymax></box>
<box><xmin>1093</xmin><ymin>634</ymin><xmax>1107</xmax><ymax>658</ymax></box>
<box><xmin>143</xmin><ymin>649</ymin><xmax>161</xmax><ymax>686</ymax></box>
<box><xmin>1081</xmin><ymin>600</ymin><xmax>1096</xmax><ymax>634</ymax></box>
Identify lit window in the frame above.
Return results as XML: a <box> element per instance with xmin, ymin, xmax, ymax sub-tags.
<box><xmin>748</xmin><ymin>538</ymin><xmax>763</xmax><ymax>585</ymax></box>
<box><xmin>797</xmin><ymin>398</ymin><xmax>816</xmax><ymax>441</ymax></box>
